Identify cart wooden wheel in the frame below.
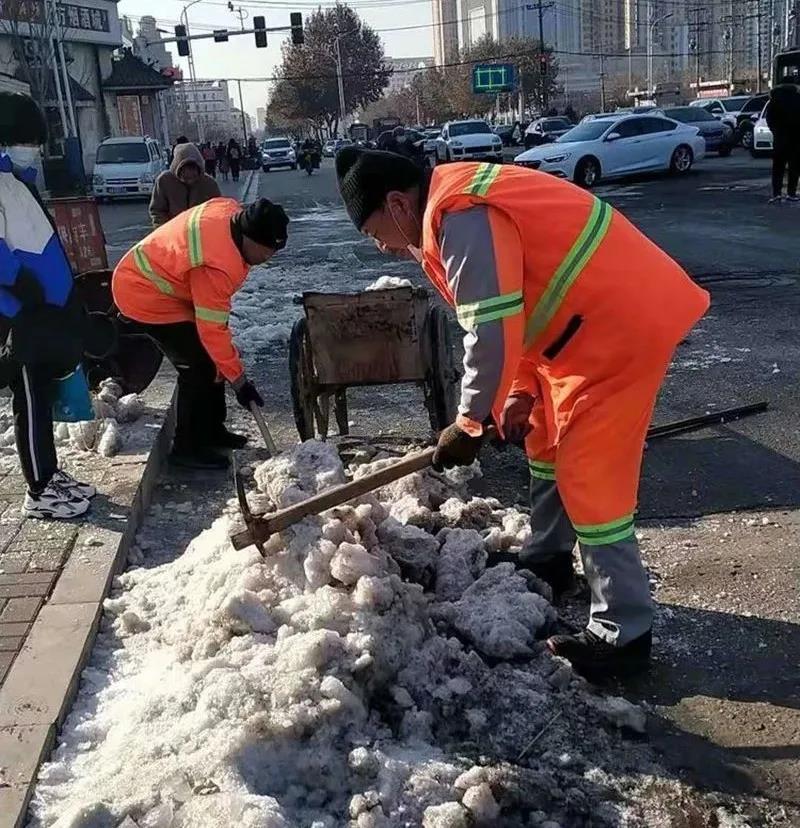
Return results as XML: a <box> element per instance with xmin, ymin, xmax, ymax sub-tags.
<box><xmin>289</xmin><ymin>317</ymin><xmax>317</xmax><ymax>441</ymax></box>
<box><xmin>425</xmin><ymin>306</ymin><xmax>459</xmax><ymax>431</ymax></box>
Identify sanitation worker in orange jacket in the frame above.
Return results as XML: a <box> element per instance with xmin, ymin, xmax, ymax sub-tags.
<box><xmin>336</xmin><ymin>148</ymin><xmax>710</xmax><ymax>678</ymax></box>
<box><xmin>113</xmin><ymin>197</ymin><xmax>288</xmax><ymax>469</ymax></box>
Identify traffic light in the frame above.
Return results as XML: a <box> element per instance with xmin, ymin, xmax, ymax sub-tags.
<box><xmin>254</xmin><ymin>15</ymin><xmax>267</xmax><ymax>48</ymax></box>
<box><xmin>290</xmin><ymin>12</ymin><xmax>304</xmax><ymax>45</ymax></box>
<box><xmin>175</xmin><ymin>24</ymin><xmax>189</xmax><ymax>57</ymax></box>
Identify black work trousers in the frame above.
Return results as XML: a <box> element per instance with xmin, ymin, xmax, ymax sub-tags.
<box><xmin>8</xmin><ymin>363</ymin><xmax>58</xmax><ymax>494</ymax></box>
<box><xmin>142</xmin><ymin>321</ymin><xmax>227</xmax><ymax>452</ymax></box>
<box><xmin>771</xmin><ymin>143</ymin><xmax>800</xmax><ymax>197</ymax></box>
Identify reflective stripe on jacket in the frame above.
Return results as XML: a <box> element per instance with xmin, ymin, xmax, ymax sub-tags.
<box><xmin>421</xmin><ymin>163</ymin><xmax>710</xmax><ymax>439</ymax></box>
<box><xmin>112</xmin><ymin>197</ymin><xmax>248</xmax><ymax>382</ymax></box>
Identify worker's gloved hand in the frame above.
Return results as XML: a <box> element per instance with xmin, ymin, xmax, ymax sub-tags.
<box><xmin>232</xmin><ymin>375</ymin><xmax>264</xmax><ymax>409</ymax></box>
<box><xmin>432</xmin><ymin>423</ymin><xmax>484</xmax><ymax>472</ymax></box>
<box><xmin>500</xmin><ymin>391</ymin><xmax>534</xmax><ymax>445</ymax></box>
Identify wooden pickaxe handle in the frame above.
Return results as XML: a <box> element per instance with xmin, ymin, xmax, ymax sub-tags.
<box><xmin>250</xmin><ymin>402</ymin><xmax>278</xmax><ymax>456</ymax></box>
<box><xmin>230</xmin><ymin>446</ymin><xmax>436</xmax><ymax>550</ymax></box>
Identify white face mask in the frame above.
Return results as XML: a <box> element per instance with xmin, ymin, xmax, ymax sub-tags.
<box><xmin>3</xmin><ymin>145</ymin><xmax>40</xmax><ymax>169</ymax></box>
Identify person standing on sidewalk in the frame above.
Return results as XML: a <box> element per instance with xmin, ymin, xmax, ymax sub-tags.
<box><xmin>228</xmin><ymin>140</ymin><xmax>242</xmax><ymax>182</ymax></box>
<box><xmin>112</xmin><ymin>198</ymin><xmax>288</xmax><ymax>469</ymax></box>
<box><xmin>0</xmin><ymin>92</ymin><xmax>96</xmax><ymax>519</ymax></box>
<box><xmin>336</xmin><ymin>149</ymin><xmax>710</xmax><ymax>679</ymax></box>
<box><xmin>766</xmin><ymin>84</ymin><xmax>800</xmax><ymax>203</ymax></box>
<box><xmin>149</xmin><ymin>143</ymin><xmax>220</xmax><ymax>227</ymax></box>
<box><xmin>201</xmin><ymin>144</ymin><xmax>217</xmax><ymax>178</ymax></box>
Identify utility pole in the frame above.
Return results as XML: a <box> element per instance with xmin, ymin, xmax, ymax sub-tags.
<box><xmin>230</xmin><ymin>5</ymin><xmax>250</xmax><ymax>147</ymax></box>
<box><xmin>181</xmin><ymin>0</ymin><xmax>203</xmax><ymax>141</ymax></box>
<box><xmin>599</xmin><ymin>52</ymin><xmax>607</xmax><ymax>112</ymax></box>
<box><xmin>756</xmin><ymin>0</ymin><xmax>764</xmax><ymax>91</ymax></box>
<box><xmin>689</xmin><ymin>7</ymin><xmax>704</xmax><ymax>95</ymax></box>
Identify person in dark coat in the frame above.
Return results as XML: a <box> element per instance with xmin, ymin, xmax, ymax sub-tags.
<box><xmin>227</xmin><ymin>139</ymin><xmax>242</xmax><ymax>182</ymax></box>
<box><xmin>0</xmin><ymin>92</ymin><xmax>95</xmax><ymax>519</ymax></box>
<box><xmin>765</xmin><ymin>84</ymin><xmax>800</xmax><ymax>203</ymax></box>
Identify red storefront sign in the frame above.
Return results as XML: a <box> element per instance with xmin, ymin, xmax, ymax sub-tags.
<box><xmin>47</xmin><ymin>197</ymin><xmax>108</xmax><ymax>274</ymax></box>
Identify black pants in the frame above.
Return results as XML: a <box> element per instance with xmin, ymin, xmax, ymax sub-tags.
<box><xmin>230</xmin><ymin>160</ymin><xmax>240</xmax><ymax>181</ymax></box>
<box><xmin>142</xmin><ymin>322</ymin><xmax>226</xmax><ymax>452</ymax></box>
<box><xmin>771</xmin><ymin>144</ymin><xmax>800</xmax><ymax>197</ymax></box>
<box><xmin>9</xmin><ymin>363</ymin><xmax>57</xmax><ymax>494</ymax></box>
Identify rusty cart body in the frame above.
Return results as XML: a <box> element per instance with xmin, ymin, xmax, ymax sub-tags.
<box><xmin>289</xmin><ymin>286</ymin><xmax>459</xmax><ymax>440</ymax></box>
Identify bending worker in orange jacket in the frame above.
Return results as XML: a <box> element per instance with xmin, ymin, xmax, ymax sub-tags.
<box><xmin>337</xmin><ymin>149</ymin><xmax>710</xmax><ymax>678</ymax></box>
<box><xmin>113</xmin><ymin>198</ymin><xmax>288</xmax><ymax>469</ymax></box>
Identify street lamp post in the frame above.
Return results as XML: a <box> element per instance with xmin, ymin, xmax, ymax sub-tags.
<box><xmin>647</xmin><ymin>4</ymin><xmax>674</xmax><ymax>97</ymax></box>
<box><xmin>181</xmin><ymin>0</ymin><xmax>204</xmax><ymax>141</ymax></box>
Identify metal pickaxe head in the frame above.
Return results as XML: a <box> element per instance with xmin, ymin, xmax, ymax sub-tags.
<box><xmin>232</xmin><ymin>454</ymin><xmax>268</xmax><ymax>556</ymax></box>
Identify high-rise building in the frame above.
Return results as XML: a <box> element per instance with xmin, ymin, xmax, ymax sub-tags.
<box><xmin>256</xmin><ymin>107</ymin><xmax>266</xmax><ymax>131</ymax></box>
<box><xmin>432</xmin><ymin>0</ymin><xmax>459</xmax><ymax>66</ymax></box>
<box><xmin>581</xmin><ymin>0</ymin><xmax>626</xmax><ymax>53</ymax></box>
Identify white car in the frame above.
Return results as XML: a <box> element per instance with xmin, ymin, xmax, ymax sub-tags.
<box><xmin>435</xmin><ymin>120</ymin><xmax>503</xmax><ymax>163</ymax></box>
<box><xmin>261</xmin><ymin>138</ymin><xmax>297</xmax><ymax>171</ymax></box>
<box><xmin>422</xmin><ymin>128</ymin><xmax>441</xmax><ymax>154</ymax></box>
<box><xmin>92</xmin><ymin>136</ymin><xmax>165</xmax><ymax>200</ymax></box>
<box><xmin>751</xmin><ymin>108</ymin><xmax>773</xmax><ymax>157</ymax></box>
<box><xmin>514</xmin><ymin>113</ymin><xmax>706</xmax><ymax>188</ymax></box>
<box><xmin>688</xmin><ymin>96</ymin><xmax>750</xmax><ymax>130</ymax></box>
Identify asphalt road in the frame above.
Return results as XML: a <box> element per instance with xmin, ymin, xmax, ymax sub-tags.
<box><xmin>99</xmin><ymin>150</ymin><xmax>800</xmax><ymax>820</ymax></box>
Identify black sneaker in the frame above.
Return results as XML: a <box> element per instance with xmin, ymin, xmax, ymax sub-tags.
<box><xmin>207</xmin><ymin>429</ymin><xmax>248</xmax><ymax>450</ymax></box>
<box><xmin>547</xmin><ymin>628</ymin><xmax>652</xmax><ymax>680</ymax></box>
<box><xmin>169</xmin><ymin>448</ymin><xmax>230</xmax><ymax>470</ymax></box>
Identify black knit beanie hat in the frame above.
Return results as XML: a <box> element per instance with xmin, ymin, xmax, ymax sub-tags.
<box><xmin>336</xmin><ymin>147</ymin><xmax>423</xmax><ymax>230</ymax></box>
<box><xmin>239</xmin><ymin>199</ymin><xmax>289</xmax><ymax>249</ymax></box>
<box><xmin>0</xmin><ymin>92</ymin><xmax>47</xmax><ymax>146</ymax></box>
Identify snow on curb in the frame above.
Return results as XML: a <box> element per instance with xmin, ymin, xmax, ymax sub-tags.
<box><xmin>28</xmin><ymin>441</ymin><xmax>652</xmax><ymax>828</ymax></box>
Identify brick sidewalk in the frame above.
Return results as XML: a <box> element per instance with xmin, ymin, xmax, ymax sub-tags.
<box><xmin>0</xmin><ymin>482</ymin><xmax>79</xmax><ymax>685</ymax></box>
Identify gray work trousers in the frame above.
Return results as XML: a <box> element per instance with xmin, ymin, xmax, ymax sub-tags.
<box><xmin>522</xmin><ymin>477</ymin><xmax>653</xmax><ymax>646</ymax></box>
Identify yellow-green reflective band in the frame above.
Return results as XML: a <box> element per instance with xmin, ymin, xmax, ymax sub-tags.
<box><xmin>574</xmin><ymin>514</ymin><xmax>635</xmax><ymax>546</ymax></box>
<box><xmin>195</xmin><ymin>306</ymin><xmax>229</xmax><ymax>324</ymax></box>
<box><xmin>528</xmin><ymin>459</ymin><xmax>556</xmax><ymax>480</ymax></box>
<box><xmin>187</xmin><ymin>204</ymin><xmax>205</xmax><ymax>267</ymax></box>
<box><xmin>133</xmin><ymin>246</ymin><xmax>174</xmax><ymax>295</ymax></box>
<box><xmin>456</xmin><ymin>290</ymin><xmax>523</xmax><ymax>330</ymax></box>
<box><xmin>524</xmin><ymin>198</ymin><xmax>612</xmax><ymax>348</ymax></box>
<box><xmin>464</xmin><ymin>162</ymin><xmax>502</xmax><ymax>196</ymax></box>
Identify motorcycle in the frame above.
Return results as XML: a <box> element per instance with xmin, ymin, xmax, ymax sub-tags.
<box><xmin>298</xmin><ymin>148</ymin><xmax>321</xmax><ymax>176</ymax></box>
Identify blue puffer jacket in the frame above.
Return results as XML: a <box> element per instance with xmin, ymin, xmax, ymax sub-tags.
<box><xmin>0</xmin><ymin>154</ymin><xmax>83</xmax><ymax>370</ymax></box>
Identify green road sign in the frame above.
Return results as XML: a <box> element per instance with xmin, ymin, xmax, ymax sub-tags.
<box><xmin>472</xmin><ymin>63</ymin><xmax>516</xmax><ymax>94</ymax></box>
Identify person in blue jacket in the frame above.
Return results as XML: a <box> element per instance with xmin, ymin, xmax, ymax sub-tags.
<box><xmin>0</xmin><ymin>91</ymin><xmax>95</xmax><ymax>518</ymax></box>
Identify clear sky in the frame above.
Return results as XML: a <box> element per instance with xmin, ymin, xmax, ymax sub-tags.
<box><xmin>118</xmin><ymin>0</ymin><xmax>434</xmax><ymax>121</ymax></box>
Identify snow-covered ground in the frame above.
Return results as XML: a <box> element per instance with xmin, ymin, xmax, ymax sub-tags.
<box><xmin>26</xmin><ymin>438</ymin><xmax>761</xmax><ymax>828</ymax></box>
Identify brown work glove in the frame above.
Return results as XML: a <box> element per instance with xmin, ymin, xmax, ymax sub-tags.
<box><xmin>500</xmin><ymin>391</ymin><xmax>535</xmax><ymax>445</ymax></box>
<box><xmin>432</xmin><ymin>423</ymin><xmax>484</xmax><ymax>471</ymax></box>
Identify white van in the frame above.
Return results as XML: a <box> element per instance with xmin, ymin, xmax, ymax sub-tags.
<box><xmin>92</xmin><ymin>136</ymin><xmax>165</xmax><ymax>200</ymax></box>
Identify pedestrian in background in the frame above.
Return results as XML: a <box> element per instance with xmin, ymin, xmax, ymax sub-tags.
<box><xmin>228</xmin><ymin>139</ymin><xmax>242</xmax><ymax>182</ymax></box>
<box><xmin>218</xmin><ymin>152</ymin><xmax>230</xmax><ymax>182</ymax></box>
<box><xmin>149</xmin><ymin>142</ymin><xmax>220</xmax><ymax>227</ymax></box>
<box><xmin>201</xmin><ymin>143</ymin><xmax>217</xmax><ymax>178</ymax></box>
<box><xmin>0</xmin><ymin>92</ymin><xmax>95</xmax><ymax>519</ymax></box>
<box><xmin>765</xmin><ymin>84</ymin><xmax>800</xmax><ymax>203</ymax></box>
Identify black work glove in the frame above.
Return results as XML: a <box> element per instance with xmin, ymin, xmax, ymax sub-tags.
<box><xmin>432</xmin><ymin>423</ymin><xmax>484</xmax><ymax>472</ymax></box>
<box><xmin>232</xmin><ymin>375</ymin><xmax>264</xmax><ymax>409</ymax></box>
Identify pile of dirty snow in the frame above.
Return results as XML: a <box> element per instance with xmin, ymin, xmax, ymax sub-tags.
<box><xmin>0</xmin><ymin>378</ymin><xmax>145</xmax><ymax>471</ymax></box>
<box><xmin>29</xmin><ymin>441</ymin><xmax>682</xmax><ymax>828</ymax></box>
<box><xmin>364</xmin><ymin>276</ymin><xmax>412</xmax><ymax>291</ymax></box>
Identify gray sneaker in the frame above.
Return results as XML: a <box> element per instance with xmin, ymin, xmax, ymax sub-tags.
<box><xmin>52</xmin><ymin>469</ymin><xmax>96</xmax><ymax>499</ymax></box>
<box><xmin>22</xmin><ymin>482</ymin><xmax>90</xmax><ymax>519</ymax></box>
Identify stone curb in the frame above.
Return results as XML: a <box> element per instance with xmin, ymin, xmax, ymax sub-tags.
<box><xmin>0</xmin><ymin>373</ymin><xmax>177</xmax><ymax>828</ymax></box>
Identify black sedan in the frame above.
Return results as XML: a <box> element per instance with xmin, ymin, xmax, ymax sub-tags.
<box><xmin>524</xmin><ymin>116</ymin><xmax>573</xmax><ymax>149</ymax></box>
<box><xmin>660</xmin><ymin>106</ymin><xmax>734</xmax><ymax>156</ymax></box>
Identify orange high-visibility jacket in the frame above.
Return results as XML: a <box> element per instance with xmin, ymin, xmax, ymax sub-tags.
<box><xmin>112</xmin><ymin>198</ymin><xmax>248</xmax><ymax>382</ymax></box>
<box><xmin>421</xmin><ymin>163</ymin><xmax>710</xmax><ymax>439</ymax></box>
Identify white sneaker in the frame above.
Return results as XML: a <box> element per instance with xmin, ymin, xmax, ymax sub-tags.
<box><xmin>22</xmin><ymin>482</ymin><xmax>90</xmax><ymax>519</ymax></box>
<box><xmin>52</xmin><ymin>469</ymin><xmax>97</xmax><ymax>499</ymax></box>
